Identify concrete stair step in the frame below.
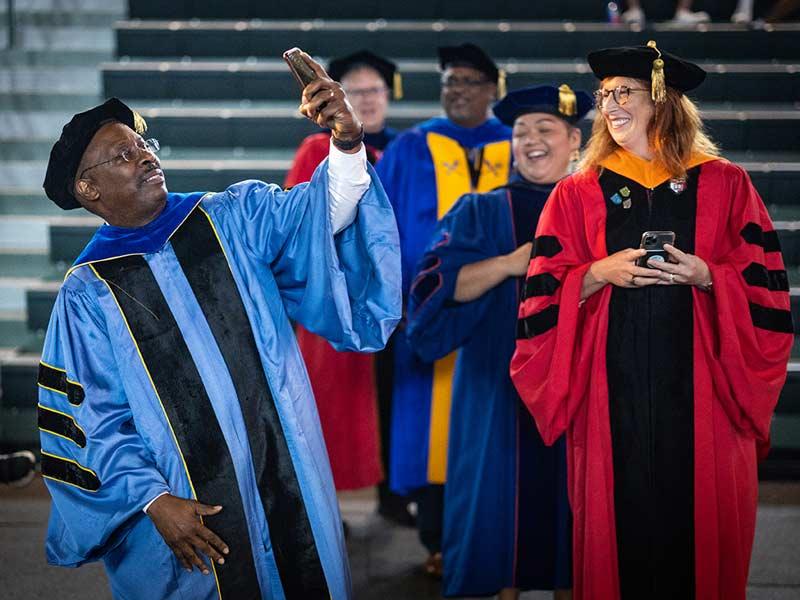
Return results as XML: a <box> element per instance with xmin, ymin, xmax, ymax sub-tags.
<box><xmin>0</xmin><ymin>190</ymin><xmax>63</xmax><ymax>217</ymax></box>
<box><xmin>0</xmin><ymin>9</ymin><xmax>121</xmax><ymax>28</ymax></box>
<box><xmin>0</xmin><ymin>49</ymin><xmax>112</xmax><ymax>68</ymax></box>
<box><xmin>0</xmin><ymin>25</ymin><xmax>115</xmax><ymax>52</ymax></box>
<box><xmin>0</xmin><ymin>66</ymin><xmax>101</xmax><ymax>94</ymax></box>
<box><xmin>0</xmin><ymin>91</ymin><xmax>100</xmax><ymax>111</ymax></box>
<box><xmin>0</xmin><ymin>253</ymin><xmax>52</xmax><ymax>278</ymax></box>
<box><xmin>4</xmin><ymin>0</ymin><xmax>124</xmax><ymax>11</ymax></box>
<box><xmin>115</xmin><ymin>20</ymin><xmax>800</xmax><ymax>61</ymax></box>
<box><xmin>0</xmin><ymin>316</ymin><xmax>33</xmax><ymax>349</ymax></box>
<box><xmin>103</xmin><ymin>58</ymin><xmax>800</xmax><ymax>104</ymax></box>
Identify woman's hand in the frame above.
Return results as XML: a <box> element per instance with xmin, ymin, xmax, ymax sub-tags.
<box><xmin>581</xmin><ymin>248</ymin><xmax>661</xmax><ymax>300</ymax></box>
<box><xmin>645</xmin><ymin>244</ymin><xmax>712</xmax><ymax>288</ymax></box>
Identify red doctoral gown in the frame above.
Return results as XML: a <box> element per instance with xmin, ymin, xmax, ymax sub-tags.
<box><xmin>286</xmin><ymin>132</ymin><xmax>383</xmax><ymax>490</ymax></box>
<box><xmin>511</xmin><ymin>152</ymin><xmax>792</xmax><ymax>600</ymax></box>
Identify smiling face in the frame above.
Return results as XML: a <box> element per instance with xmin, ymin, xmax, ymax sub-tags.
<box><xmin>341</xmin><ymin>66</ymin><xmax>390</xmax><ymax>134</ymax></box>
<box><xmin>73</xmin><ymin>121</ymin><xmax>167</xmax><ymax>227</ymax></box>
<box><xmin>440</xmin><ymin>65</ymin><xmax>496</xmax><ymax>128</ymax></box>
<box><xmin>511</xmin><ymin>112</ymin><xmax>581</xmax><ymax>185</ymax></box>
<box><xmin>598</xmin><ymin>76</ymin><xmax>655</xmax><ymax>159</ymax></box>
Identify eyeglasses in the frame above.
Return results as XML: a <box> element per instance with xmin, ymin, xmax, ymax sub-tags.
<box><xmin>441</xmin><ymin>76</ymin><xmax>490</xmax><ymax>89</ymax></box>
<box><xmin>345</xmin><ymin>85</ymin><xmax>389</xmax><ymax>99</ymax></box>
<box><xmin>79</xmin><ymin>138</ymin><xmax>160</xmax><ymax>179</ymax></box>
<box><xmin>593</xmin><ymin>86</ymin><xmax>650</xmax><ymax>108</ymax></box>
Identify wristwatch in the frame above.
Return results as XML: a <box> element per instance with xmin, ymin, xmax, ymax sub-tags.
<box><xmin>331</xmin><ymin>125</ymin><xmax>364</xmax><ymax>151</ymax></box>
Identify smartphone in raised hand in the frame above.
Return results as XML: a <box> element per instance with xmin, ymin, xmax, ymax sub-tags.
<box><xmin>283</xmin><ymin>48</ymin><xmax>320</xmax><ymax>89</ymax></box>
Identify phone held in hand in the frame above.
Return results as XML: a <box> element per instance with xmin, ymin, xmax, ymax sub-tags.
<box><xmin>636</xmin><ymin>231</ymin><xmax>676</xmax><ymax>268</ymax></box>
<box><xmin>283</xmin><ymin>48</ymin><xmax>319</xmax><ymax>89</ymax></box>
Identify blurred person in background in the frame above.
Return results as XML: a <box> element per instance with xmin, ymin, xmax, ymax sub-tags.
<box><xmin>406</xmin><ymin>84</ymin><xmax>591</xmax><ymax>600</ymax></box>
<box><xmin>376</xmin><ymin>42</ymin><xmax>512</xmax><ymax>576</ymax></box>
<box><xmin>621</xmin><ymin>0</ymin><xmax>711</xmax><ymax>25</ymax></box>
<box><xmin>511</xmin><ymin>41</ymin><xmax>792</xmax><ymax>600</ymax></box>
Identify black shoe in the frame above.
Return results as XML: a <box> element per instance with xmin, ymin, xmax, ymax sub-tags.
<box><xmin>377</xmin><ymin>501</ymin><xmax>417</xmax><ymax>528</ymax></box>
<box><xmin>0</xmin><ymin>451</ymin><xmax>36</xmax><ymax>487</ymax></box>
<box><xmin>342</xmin><ymin>519</ymin><xmax>350</xmax><ymax>540</ymax></box>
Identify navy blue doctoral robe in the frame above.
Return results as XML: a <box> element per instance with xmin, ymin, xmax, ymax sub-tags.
<box><xmin>406</xmin><ymin>178</ymin><xmax>571</xmax><ymax>596</ymax></box>
<box><xmin>376</xmin><ymin>116</ymin><xmax>511</xmax><ymax>493</ymax></box>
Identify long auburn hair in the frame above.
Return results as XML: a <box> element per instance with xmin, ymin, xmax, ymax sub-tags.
<box><xmin>580</xmin><ymin>82</ymin><xmax>719</xmax><ymax>179</ymax></box>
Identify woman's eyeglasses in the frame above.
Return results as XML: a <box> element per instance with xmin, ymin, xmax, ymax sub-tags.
<box><xmin>593</xmin><ymin>86</ymin><xmax>650</xmax><ymax>108</ymax></box>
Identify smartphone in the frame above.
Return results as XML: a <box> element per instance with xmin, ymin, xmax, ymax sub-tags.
<box><xmin>636</xmin><ymin>231</ymin><xmax>676</xmax><ymax>268</ymax></box>
<box><xmin>283</xmin><ymin>48</ymin><xmax>320</xmax><ymax>89</ymax></box>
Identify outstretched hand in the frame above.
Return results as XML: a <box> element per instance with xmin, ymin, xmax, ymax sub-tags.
<box><xmin>147</xmin><ymin>494</ymin><xmax>229</xmax><ymax>575</ymax></box>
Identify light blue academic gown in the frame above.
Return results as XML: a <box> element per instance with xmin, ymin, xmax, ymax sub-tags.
<box><xmin>37</xmin><ymin>161</ymin><xmax>400</xmax><ymax>600</ymax></box>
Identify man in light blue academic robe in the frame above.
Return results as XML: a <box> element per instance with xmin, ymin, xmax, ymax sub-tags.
<box><xmin>37</xmin><ymin>54</ymin><xmax>400</xmax><ymax>600</ymax></box>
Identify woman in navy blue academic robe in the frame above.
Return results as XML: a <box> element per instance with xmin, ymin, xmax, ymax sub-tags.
<box><xmin>406</xmin><ymin>85</ymin><xmax>592</xmax><ymax>599</ymax></box>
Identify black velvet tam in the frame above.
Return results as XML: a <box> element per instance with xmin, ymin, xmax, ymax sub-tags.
<box><xmin>327</xmin><ymin>50</ymin><xmax>398</xmax><ymax>90</ymax></box>
<box><xmin>43</xmin><ymin>98</ymin><xmax>146</xmax><ymax>210</ymax></box>
<box><xmin>493</xmin><ymin>84</ymin><xmax>593</xmax><ymax>126</ymax></box>
<box><xmin>437</xmin><ymin>42</ymin><xmax>499</xmax><ymax>83</ymax></box>
<box><xmin>587</xmin><ymin>45</ymin><xmax>706</xmax><ymax>93</ymax></box>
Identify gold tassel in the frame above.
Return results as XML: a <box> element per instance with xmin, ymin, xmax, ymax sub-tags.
<box><xmin>647</xmin><ymin>40</ymin><xmax>667</xmax><ymax>104</ymax></box>
<box><xmin>558</xmin><ymin>83</ymin><xmax>577</xmax><ymax>116</ymax></box>
<box><xmin>393</xmin><ymin>71</ymin><xmax>404</xmax><ymax>100</ymax></box>
<box><xmin>132</xmin><ymin>110</ymin><xmax>148</xmax><ymax>134</ymax></box>
<box><xmin>497</xmin><ymin>68</ymin><xmax>507</xmax><ymax>99</ymax></box>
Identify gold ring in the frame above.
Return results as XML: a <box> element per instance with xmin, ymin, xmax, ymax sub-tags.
<box><xmin>670</xmin><ymin>273</ymin><xmax>675</xmax><ymax>283</ymax></box>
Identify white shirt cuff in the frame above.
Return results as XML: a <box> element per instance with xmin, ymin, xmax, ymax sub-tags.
<box><xmin>327</xmin><ymin>139</ymin><xmax>370</xmax><ymax>234</ymax></box>
<box><xmin>143</xmin><ymin>490</ymin><xmax>169</xmax><ymax>514</ymax></box>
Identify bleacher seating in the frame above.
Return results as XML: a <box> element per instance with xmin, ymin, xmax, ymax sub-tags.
<box><xmin>0</xmin><ymin>0</ymin><xmax>798</xmax><ymax>476</ymax></box>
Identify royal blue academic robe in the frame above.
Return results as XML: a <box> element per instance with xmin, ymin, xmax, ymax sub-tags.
<box><xmin>375</xmin><ymin>116</ymin><xmax>512</xmax><ymax>494</ymax></box>
<box><xmin>37</xmin><ymin>162</ymin><xmax>401</xmax><ymax>600</ymax></box>
<box><xmin>406</xmin><ymin>177</ymin><xmax>571</xmax><ymax>596</ymax></box>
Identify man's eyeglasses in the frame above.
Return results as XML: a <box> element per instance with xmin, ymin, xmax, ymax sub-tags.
<box><xmin>79</xmin><ymin>138</ymin><xmax>160</xmax><ymax>179</ymax></box>
<box><xmin>441</xmin><ymin>76</ymin><xmax>491</xmax><ymax>89</ymax></box>
<box><xmin>593</xmin><ymin>86</ymin><xmax>650</xmax><ymax>108</ymax></box>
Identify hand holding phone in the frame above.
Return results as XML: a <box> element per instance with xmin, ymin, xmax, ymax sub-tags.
<box><xmin>283</xmin><ymin>47</ymin><xmax>321</xmax><ymax>89</ymax></box>
<box><xmin>284</xmin><ymin>48</ymin><xmax>364</xmax><ymax>149</ymax></box>
<box><xmin>636</xmin><ymin>231</ymin><xmax>676</xmax><ymax>268</ymax></box>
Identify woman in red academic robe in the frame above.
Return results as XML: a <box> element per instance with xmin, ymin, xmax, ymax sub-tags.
<box><xmin>511</xmin><ymin>41</ymin><xmax>792</xmax><ymax>600</ymax></box>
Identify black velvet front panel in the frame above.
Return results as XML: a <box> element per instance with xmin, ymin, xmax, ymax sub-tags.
<box><xmin>171</xmin><ymin>208</ymin><xmax>330</xmax><ymax>599</ymax></box>
<box><xmin>601</xmin><ymin>167</ymin><xmax>699</xmax><ymax>600</ymax></box>
<box><xmin>93</xmin><ymin>255</ymin><xmax>262</xmax><ymax>599</ymax></box>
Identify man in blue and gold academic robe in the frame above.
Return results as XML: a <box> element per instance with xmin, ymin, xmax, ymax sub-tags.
<box><xmin>375</xmin><ymin>42</ymin><xmax>511</xmax><ymax>569</ymax></box>
<box><xmin>36</xmin><ymin>56</ymin><xmax>400</xmax><ymax>600</ymax></box>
